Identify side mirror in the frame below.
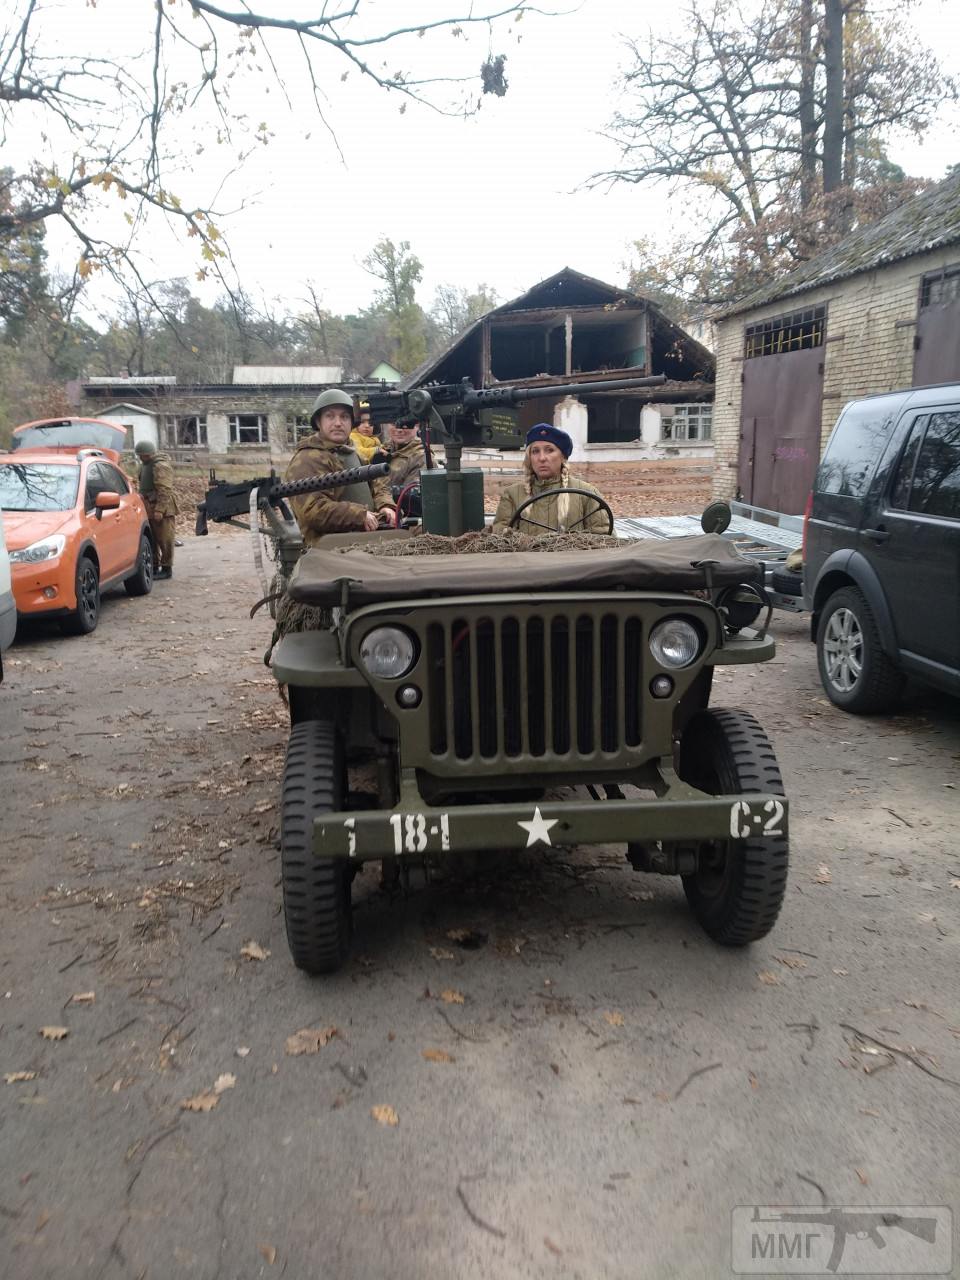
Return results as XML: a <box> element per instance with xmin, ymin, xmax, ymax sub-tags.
<box><xmin>94</xmin><ymin>492</ymin><xmax>121</xmax><ymax>520</ymax></box>
<box><xmin>700</xmin><ymin>500</ymin><xmax>732</xmax><ymax>535</ymax></box>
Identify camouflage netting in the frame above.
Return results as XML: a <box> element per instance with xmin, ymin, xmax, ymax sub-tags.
<box><xmin>270</xmin><ymin>529</ymin><xmax>630</xmax><ymax>645</ymax></box>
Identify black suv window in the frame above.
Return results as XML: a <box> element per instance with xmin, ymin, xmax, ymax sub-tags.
<box><xmin>890</xmin><ymin>417</ymin><xmax>925</xmax><ymax>511</ymax></box>
<box><xmin>97</xmin><ymin>463</ymin><xmax>130</xmax><ymax>495</ymax></box>
<box><xmin>908</xmin><ymin>412</ymin><xmax>960</xmax><ymax>520</ymax></box>
<box><xmin>818</xmin><ymin>401</ymin><xmax>897</xmax><ymax>498</ymax></box>
<box><xmin>84</xmin><ymin>463</ymin><xmax>110</xmax><ymax>508</ymax></box>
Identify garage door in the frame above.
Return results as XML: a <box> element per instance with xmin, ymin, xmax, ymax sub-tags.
<box><xmin>914</xmin><ymin>266</ymin><xmax>960</xmax><ymax>386</ymax></box>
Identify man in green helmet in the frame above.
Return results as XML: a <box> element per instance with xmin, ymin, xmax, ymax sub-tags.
<box><xmin>284</xmin><ymin>389</ymin><xmax>395</xmax><ymax>546</ymax></box>
<box><xmin>134</xmin><ymin>439</ymin><xmax>179</xmax><ymax>578</ymax></box>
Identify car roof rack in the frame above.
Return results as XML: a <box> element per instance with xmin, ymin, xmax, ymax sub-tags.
<box><xmin>76</xmin><ymin>448</ymin><xmax>106</xmax><ymax>459</ymax></box>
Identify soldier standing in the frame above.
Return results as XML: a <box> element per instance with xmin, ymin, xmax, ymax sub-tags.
<box><xmin>285</xmin><ymin>389</ymin><xmax>395</xmax><ymax>545</ymax></box>
<box><xmin>134</xmin><ymin>439</ymin><xmax>179</xmax><ymax>578</ymax></box>
<box><xmin>377</xmin><ymin>420</ymin><xmax>426</xmax><ymax>491</ymax></box>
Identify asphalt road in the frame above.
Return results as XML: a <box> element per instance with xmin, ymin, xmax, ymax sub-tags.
<box><xmin>1</xmin><ymin>532</ymin><xmax>958</xmax><ymax>1280</ymax></box>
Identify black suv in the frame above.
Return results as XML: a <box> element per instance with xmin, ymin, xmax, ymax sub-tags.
<box><xmin>804</xmin><ymin>384</ymin><xmax>960</xmax><ymax>713</ymax></box>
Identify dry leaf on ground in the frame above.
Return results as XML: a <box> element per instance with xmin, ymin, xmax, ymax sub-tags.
<box><xmin>422</xmin><ymin>1048</ymin><xmax>455</xmax><ymax>1063</ymax></box>
<box><xmin>235</xmin><ymin>1046</ymin><xmax>251</xmax><ymax>1058</ymax></box>
<box><xmin>833</xmin><ymin>968</ymin><xmax>849</xmax><ymax>976</ymax></box>
<box><xmin>5</xmin><ymin>1071</ymin><xmax>38</xmax><ymax>1083</ymax></box>
<box><xmin>856</xmin><ymin>1168</ymin><xmax>869</xmax><ymax>1185</ymax></box>
<box><xmin>213</xmin><ymin>1073</ymin><xmax>236</xmax><ymax>1094</ymax></box>
<box><xmin>950</xmin><ymin>879</ymin><xmax>960</xmax><ymax>890</ymax></box>
<box><xmin>603</xmin><ymin>1011</ymin><xmax>625</xmax><ymax>1027</ymax></box>
<box><xmin>757</xmin><ymin>971</ymin><xmax>781</xmax><ymax>986</ymax></box>
<box><xmin>440</xmin><ymin>989</ymin><xmax>465</xmax><ymax>1005</ymax></box>
<box><xmin>776</xmin><ymin>956</ymin><xmax>807</xmax><ymax>969</ymax></box>
<box><xmin>258</xmin><ymin>1244</ymin><xmax>277</xmax><ymax>1265</ymax></box>
<box><xmin>814</xmin><ymin>864</ymin><xmax>832</xmax><ymax>884</ymax></box>
<box><xmin>39</xmin><ymin>1026</ymin><xmax>69</xmax><ymax>1041</ymax></box>
<box><xmin>285</xmin><ymin>1026</ymin><xmax>338</xmax><ymax>1056</ymax></box>
<box><xmin>429</xmin><ymin>946</ymin><xmax>455</xmax><ymax>961</ymax></box>
<box><xmin>181</xmin><ymin>1091</ymin><xmax>220</xmax><ymax>1112</ymax></box>
<box><xmin>371</xmin><ymin>1104</ymin><xmax>399</xmax><ymax>1126</ymax></box>
<box><xmin>240</xmin><ymin>941</ymin><xmax>270</xmax><ymax>962</ymax></box>
<box><xmin>70</xmin><ymin>992</ymin><xmax>96</xmax><ymax>1005</ymax></box>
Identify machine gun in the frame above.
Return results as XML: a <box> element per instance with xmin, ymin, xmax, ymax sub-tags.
<box><xmin>195</xmin><ymin>461</ymin><xmax>390</xmax><ymax>601</ymax></box>
<box><xmin>365</xmin><ymin>374</ymin><xmax>668</xmax><ymax>535</ymax></box>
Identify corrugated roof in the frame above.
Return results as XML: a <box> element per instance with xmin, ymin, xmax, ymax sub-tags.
<box><xmin>719</xmin><ymin>173</ymin><xmax>960</xmax><ymax>319</ymax></box>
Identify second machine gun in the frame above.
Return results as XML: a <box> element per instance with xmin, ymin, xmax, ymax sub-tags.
<box><xmin>195</xmin><ymin>461</ymin><xmax>391</xmax><ymax>597</ymax></box>
<box><xmin>364</xmin><ymin>374</ymin><xmax>668</xmax><ymax>535</ymax></box>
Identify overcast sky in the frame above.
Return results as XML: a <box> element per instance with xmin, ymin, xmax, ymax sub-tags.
<box><xmin>26</xmin><ymin>0</ymin><xmax>960</xmax><ymax>319</ymax></box>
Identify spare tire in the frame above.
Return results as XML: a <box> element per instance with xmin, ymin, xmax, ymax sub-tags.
<box><xmin>771</xmin><ymin>568</ymin><xmax>803</xmax><ymax>596</ymax></box>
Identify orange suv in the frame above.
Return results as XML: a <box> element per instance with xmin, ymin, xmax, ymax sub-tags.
<box><xmin>0</xmin><ymin>418</ymin><xmax>155</xmax><ymax>635</ymax></box>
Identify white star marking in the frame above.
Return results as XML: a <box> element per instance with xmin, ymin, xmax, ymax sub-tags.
<box><xmin>517</xmin><ymin>806</ymin><xmax>559</xmax><ymax>848</ymax></box>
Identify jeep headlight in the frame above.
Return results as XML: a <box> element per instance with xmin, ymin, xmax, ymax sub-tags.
<box><xmin>649</xmin><ymin>617</ymin><xmax>701</xmax><ymax>668</ymax></box>
<box><xmin>358</xmin><ymin>626</ymin><xmax>416</xmax><ymax>679</ymax></box>
<box><xmin>10</xmin><ymin>534</ymin><xmax>66</xmax><ymax>564</ymax></box>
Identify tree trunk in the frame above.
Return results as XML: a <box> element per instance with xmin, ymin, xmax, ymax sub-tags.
<box><xmin>798</xmin><ymin>0</ymin><xmax>818</xmax><ymax>212</ymax></box>
<box><xmin>822</xmin><ymin>0</ymin><xmax>844</xmax><ymax>194</ymax></box>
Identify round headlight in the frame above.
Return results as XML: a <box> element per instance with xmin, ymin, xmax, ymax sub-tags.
<box><xmin>358</xmin><ymin>626</ymin><xmax>416</xmax><ymax>679</ymax></box>
<box><xmin>649</xmin><ymin>618</ymin><xmax>701</xmax><ymax>668</ymax></box>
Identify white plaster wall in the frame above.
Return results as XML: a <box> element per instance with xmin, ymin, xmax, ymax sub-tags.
<box><xmin>207</xmin><ymin>414</ymin><xmax>230</xmax><ymax>452</ymax></box>
<box><xmin>99</xmin><ymin>409</ymin><xmax>157</xmax><ymax>448</ymax></box>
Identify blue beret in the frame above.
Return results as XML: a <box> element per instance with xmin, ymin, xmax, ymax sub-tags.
<box><xmin>525</xmin><ymin>423</ymin><xmax>573</xmax><ymax>458</ymax></box>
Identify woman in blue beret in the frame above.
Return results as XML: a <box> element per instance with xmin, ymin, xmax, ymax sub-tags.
<box><xmin>491</xmin><ymin>423</ymin><xmax>611</xmax><ymax>534</ymax></box>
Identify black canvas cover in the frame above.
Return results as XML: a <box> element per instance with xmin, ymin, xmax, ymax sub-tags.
<box><xmin>288</xmin><ymin>534</ymin><xmax>761</xmax><ymax>608</ymax></box>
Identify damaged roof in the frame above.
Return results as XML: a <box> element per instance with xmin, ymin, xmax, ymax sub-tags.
<box><xmin>719</xmin><ymin>173</ymin><xmax>960</xmax><ymax>320</ymax></box>
<box><xmin>401</xmin><ymin>266</ymin><xmax>714</xmax><ymax>389</ymax></box>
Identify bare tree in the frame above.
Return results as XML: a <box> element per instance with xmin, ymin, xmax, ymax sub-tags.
<box><xmin>0</xmin><ymin>1</ymin><xmax>547</xmax><ymax>309</ymax></box>
<box><xmin>595</xmin><ymin>0</ymin><xmax>954</xmax><ymax>303</ymax></box>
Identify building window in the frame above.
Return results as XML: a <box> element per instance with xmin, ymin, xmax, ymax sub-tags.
<box><xmin>286</xmin><ymin>415</ymin><xmax>312</xmax><ymax>445</ymax></box>
<box><xmin>228</xmin><ymin>414</ymin><xmax>269</xmax><ymax>445</ymax></box>
<box><xmin>661</xmin><ymin>404</ymin><xmax>712</xmax><ymax>442</ymax></box>
<box><xmin>163</xmin><ymin>415</ymin><xmax>208</xmax><ymax>447</ymax></box>
<box><xmin>744</xmin><ymin>305</ymin><xmax>826</xmax><ymax>358</ymax></box>
<box><xmin>920</xmin><ymin>266</ymin><xmax>960</xmax><ymax>308</ymax></box>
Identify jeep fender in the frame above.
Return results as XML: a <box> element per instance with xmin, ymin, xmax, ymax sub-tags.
<box><xmin>810</xmin><ymin>550</ymin><xmax>898</xmax><ymax>658</ymax></box>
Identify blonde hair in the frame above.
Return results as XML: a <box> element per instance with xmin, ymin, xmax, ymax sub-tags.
<box><xmin>524</xmin><ymin>452</ymin><xmax>571</xmax><ymax>530</ymax></box>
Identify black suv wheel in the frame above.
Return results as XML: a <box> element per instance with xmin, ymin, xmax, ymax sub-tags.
<box><xmin>61</xmin><ymin>554</ymin><xmax>100</xmax><ymax>635</ymax></box>
<box><xmin>281</xmin><ymin>719</ymin><xmax>352</xmax><ymax>974</ymax></box>
<box><xmin>816</xmin><ymin>586</ymin><xmax>904</xmax><ymax>713</ymax></box>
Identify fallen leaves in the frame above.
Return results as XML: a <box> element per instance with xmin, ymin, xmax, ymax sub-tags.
<box><xmin>756</xmin><ymin>971</ymin><xmax>781</xmax><ymax>986</ymax></box>
<box><xmin>5</xmin><ymin>1071</ymin><xmax>38</xmax><ymax>1084</ymax></box>
<box><xmin>855</xmin><ymin>1167</ymin><xmax>869</xmax><ymax>1186</ymax></box>
<box><xmin>422</xmin><ymin>1048</ymin><xmax>455</xmax><ymax>1064</ymax></box>
<box><xmin>69</xmin><ymin>991</ymin><xmax>96</xmax><ymax>1005</ymax></box>
<box><xmin>602</xmin><ymin>1011</ymin><xmax>625</xmax><ymax>1027</ymax></box>
<box><xmin>371</xmin><ymin>1104</ymin><xmax>398</xmax><ymax>1127</ymax></box>
<box><xmin>776</xmin><ymin>955</ymin><xmax>807</xmax><ymax>970</ymax></box>
<box><xmin>814</xmin><ymin>864</ymin><xmax>832</xmax><ymax>884</ymax></box>
<box><xmin>180</xmin><ymin>1091</ymin><xmax>220</xmax><ymax>1113</ymax></box>
<box><xmin>285</xmin><ymin>1026</ymin><xmax>338</xmax><ymax>1056</ymax></box>
<box><xmin>240</xmin><ymin>941</ymin><xmax>270</xmax><ymax>962</ymax></box>
<box><xmin>39</xmin><ymin>1026</ymin><xmax>69</xmax><ymax>1041</ymax></box>
<box><xmin>213</xmin><ymin>1073</ymin><xmax>236</xmax><ymax>1093</ymax></box>
<box><xmin>440</xmin><ymin>989</ymin><xmax>465</xmax><ymax>1006</ymax></box>
<box><xmin>429</xmin><ymin>946</ymin><xmax>455</xmax><ymax>961</ymax></box>
<box><xmin>258</xmin><ymin>1244</ymin><xmax>278</xmax><ymax>1265</ymax></box>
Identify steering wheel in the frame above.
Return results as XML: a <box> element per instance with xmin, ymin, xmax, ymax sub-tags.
<box><xmin>508</xmin><ymin>487</ymin><xmax>614</xmax><ymax>535</ymax></box>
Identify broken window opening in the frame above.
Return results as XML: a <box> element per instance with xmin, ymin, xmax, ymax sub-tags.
<box><xmin>744</xmin><ymin>306</ymin><xmax>826</xmax><ymax>359</ymax></box>
<box><xmin>286</xmin><ymin>415</ymin><xmax>312</xmax><ymax>445</ymax></box>
<box><xmin>660</xmin><ymin>404</ymin><xmax>713</xmax><ymax>442</ymax></box>
<box><xmin>229</xmin><ymin>414</ymin><xmax>269</xmax><ymax>445</ymax></box>
<box><xmin>163</xmin><ymin>415</ymin><xmax>208</xmax><ymax>447</ymax></box>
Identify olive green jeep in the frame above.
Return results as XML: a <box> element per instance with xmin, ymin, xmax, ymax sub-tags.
<box><xmin>269</xmin><ymin>526</ymin><xmax>788</xmax><ymax>974</ymax></box>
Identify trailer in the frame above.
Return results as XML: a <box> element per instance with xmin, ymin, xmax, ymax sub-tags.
<box><xmin>614</xmin><ymin>500</ymin><xmax>805</xmax><ymax>613</ymax></box>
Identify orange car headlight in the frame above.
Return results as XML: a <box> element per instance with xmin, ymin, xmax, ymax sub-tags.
<box><xmin>9</xmin><ymin>534</ymin><xmax>66</xmax><ymax>564</ymax></box>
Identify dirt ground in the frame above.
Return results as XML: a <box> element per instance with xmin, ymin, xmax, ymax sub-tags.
<box><xmin>1</xmin><ymin>530</ymin><xmax>958</xmax><ymax>1280</ymax></box>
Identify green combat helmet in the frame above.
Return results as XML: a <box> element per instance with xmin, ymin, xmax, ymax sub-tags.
<box><xmin>134</xmin><ymin>440</ymin><xmax>157</xmax><ymax>457</ymax></box>
<box><xmin>309</xmin><ymin>388</ymin><xmax>354</xmax><ymax>428</ymax></box>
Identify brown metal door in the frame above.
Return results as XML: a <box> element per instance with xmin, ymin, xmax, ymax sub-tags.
<box><xmin>739</xmin><ymin>347</ymin><xmax>824</xmax><ymax>513</ymax></box>
<box><xmin>914</xmin><ymin>297</ymin><xmax>960</xmax><ymax>385</ymax></box>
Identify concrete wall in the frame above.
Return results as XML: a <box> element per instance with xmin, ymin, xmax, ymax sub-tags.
<box><xmin>711</xmin><ymin>245</ymin><xmax>960</xmax><ymax>500</ymax></box>
<box><xmin>557</xmin><ymin>396</ymin><xmax>714</xmax><ymax>464</ymax></box>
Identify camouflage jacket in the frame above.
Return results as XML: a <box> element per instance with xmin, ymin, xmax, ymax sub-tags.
<box><xmin>139</xmin><ymin>451</ymin><xmax>179</xmax><ymax>517</ymax></box>
<box><xmin>380</xmin><ymin>439</ymin><xmax>426</xmax><ymax>490</ymax></box>
<box><xmin>284</xmin><ymin>436</ymin><xmax>394</xmax><ymax>545</ymax></box>
<box><xmin>491</xmin><ymin>475</ymin><xmax>609</xmax><ymax>535</ymax></box>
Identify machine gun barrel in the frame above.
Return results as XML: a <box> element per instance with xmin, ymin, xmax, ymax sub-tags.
<box><xmin>461</xmin><ymin>373</ymin><xmax>667</xmax><ymax>407</ymax></box>
<box><xmin>195</xmin><ymin>462</ymin><xmax>390</xmax><ymax>536</ymax></box>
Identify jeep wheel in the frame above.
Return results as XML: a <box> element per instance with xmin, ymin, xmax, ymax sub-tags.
<box><xmin>816</xmin><ymin>586</ymin><xmax>903</xmax><ymax>713</ymax></box>
<box><xmin>678</xmin><ymin>709</ymin><xmax>788</xmax><ymax>945</ymax></box>
<box><xmin>281</xmin><ymin>719</ymin><xmax>352</xmax><ymax>974</ymax></box>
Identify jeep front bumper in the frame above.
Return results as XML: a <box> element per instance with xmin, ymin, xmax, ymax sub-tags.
<box><xmin>315</xmin><ymin>791</ymin><xmax>788</xmax><ymax>862</ymax></box>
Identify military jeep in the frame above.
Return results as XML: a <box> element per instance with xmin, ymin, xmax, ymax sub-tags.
<box><xmin>270</xmin><ymin>528</ymin><xmax>788</xmax><ymax>974</ymax></box>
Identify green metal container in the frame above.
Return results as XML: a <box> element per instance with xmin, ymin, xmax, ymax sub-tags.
<box><xmin>420</xmin><ymin>469</ymin><xmax>486</xmax><ymax>535</ymax></box>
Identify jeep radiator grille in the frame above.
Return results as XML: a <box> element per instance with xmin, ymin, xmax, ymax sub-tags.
<box><xmin>425</xmin><ymin>613</ymin><xmax>642</xmax><ymax>761</ymax></box>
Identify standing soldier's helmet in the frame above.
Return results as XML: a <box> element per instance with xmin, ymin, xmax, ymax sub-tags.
<box><xmin>309</xmin><ymin>388</ymin><xmax>355</xmax><ymax>429</ymax></box>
